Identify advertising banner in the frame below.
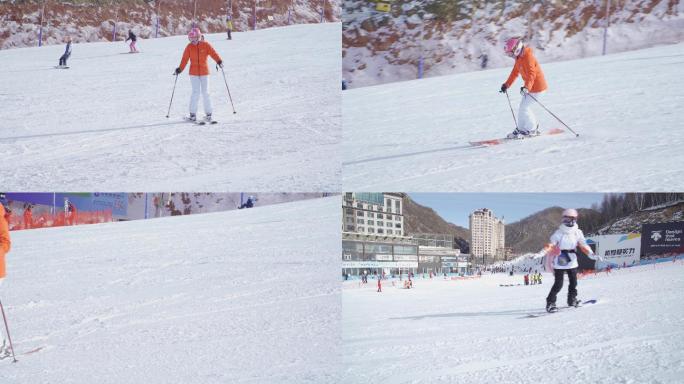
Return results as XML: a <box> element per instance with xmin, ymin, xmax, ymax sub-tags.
<box><xmin>586</xmin><ymin>233</ymin><xmax>641</xmax><ymax>267</ymax></box>
<box><xmin>342</xmin><ymin>261</ymin><xmax>418</xmax><ymax>269</ymax></box>
<box><xmin>641</xmin><ymin>222</ymin><xmax>684</xmax><ymax>256</ymax></box>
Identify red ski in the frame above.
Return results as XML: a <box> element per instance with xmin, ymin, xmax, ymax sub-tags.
<box><xmin>469</xmin><ymin>128</ymin><xmax>565</xmax><ymax>146</ymax></box>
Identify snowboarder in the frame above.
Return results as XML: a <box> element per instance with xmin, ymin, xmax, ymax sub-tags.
<box><xmin>174</xmin><ymin>27</ymin><xmax>223</xmax><ymax>123</ymax></box>
<box><xmin>538</xmin><ymin>209</ymin><xmax>602</xmax><ymax>312</ymax></box>
<box><xmin>499</xmin><ymin>37</ymin><xmax>547</xmax><ymax>139</ymax></box>
<box><xmin>58</xmin><ymin>36</ymin><xmax>72</xmax><ymax>68</ymax></box>
<box><xmin>238</xmin><ymin>195</ymin><xmax>256</xmax><ymax>209</ymax></box>
<box><xmin>0</xmin><ymin>198</ymin><xmax>12</xmax><ymax>359</ymax></box>
<box><xmin>125</xmin><ymin>29</ymin><xmax>138</xmax><ymax>53</ymax></box>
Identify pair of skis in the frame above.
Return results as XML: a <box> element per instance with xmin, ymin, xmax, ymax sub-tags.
<box><xmin>469</xmin><ymin>128</ymin><xmax>565</xmax><ymax>147</ymax></box>
<box><xmin>183</xmin><ymin>116</ymin><xmax>218</xmax><ymax>126</ymax></box>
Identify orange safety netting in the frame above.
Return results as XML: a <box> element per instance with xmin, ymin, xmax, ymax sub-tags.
<box><xmin>7</xmin><ymin>210</ymin><xmax>113</xmax><ymax>231</ymax></box>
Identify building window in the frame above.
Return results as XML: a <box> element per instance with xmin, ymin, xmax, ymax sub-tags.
<box><xmin>346</xmin><ymin>225</ymin><xmax>354</xmax><ymax>231</ymax></box>
<box><xmin>395</xmin><ymin>223</ymin><xmax>401</xmax><ymax>228</ymax></box>
<box><xmin>378</xmin><ymin>228</ymin><xmax>384</xmax><ymax>234</ymax></box>
<box><xmin>367</xmin><ymin>220</ymin><xmax>374</xmax><ymax>226</ymax></box>
<box><xmin>358</xmin><ymin>227</ymin><xmax>365</xmax><ymax>232</ymax></box>
<box><xmin>387</xmin><ymin>230</ymin><xmax>393</xmax><ymax>235</ymax></box>
<box><xmin>357</xmin><ymin>211</ymin><xmax>363</xmax><ymax>216</ymax></box>
<box><xmin>357</xmin><ymin>219</ymin><xmax>364</xmax><ymax>224</ymax></box>
<box><xmin>367</xmin><ymin>212</ymin><xmax>374</xmax><ymax>218</ymax></box>
<box><xmin>368</xmin><ymin>228</ymin><xmax>375</xmax><ymax>233</ymax></box>
<box><xmin>343</xmin><ymin>253</ymin><xmax>351</xmax><ymax>260</ymax></box>
<box><xmin>377</xmin><ymin>221</ymin><xmax>384</xmax><ymax>227</ymax></box>
<box><xmin>356</xmin><ymin>203</ymin><xmax>363</xmax><ymax>209</ymax></box>
<box><xmin>386</xmin><ymin>222</ymin><xmax>392</xmax><ymax>227</ymax></box>
<box><xmin>345</xmin><ymin>208</ymin><xmax>352</xmax><ymax>215</ymax></box>
<box><xmin>377</xmin><ymin>214</ymin><xmax>383</xmax><ymax>219</ymax></box>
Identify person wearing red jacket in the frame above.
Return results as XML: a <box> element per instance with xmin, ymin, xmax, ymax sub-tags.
<box><xmin>500</xmin><ymin>37</ymin><xmax>548</xmax><ymax>139</ymax></box>
<box><xmin>174</xmin><ymin>28</ymin><xmax>223</xmax><ymax>123</ymax></box>
<box><xmin>0</xmin><ymin>199</ymin><xmax>12</xmax><ymax>358</ymax></box>
<box><xmin>377</xmin><ymin>276</ymin><xmax>382</xmax><ymax>293</ymax></box>
<box><xmin>23</xmin><ymin>205</ymin><xmax>32</xmax><ymax>230</ymax></box>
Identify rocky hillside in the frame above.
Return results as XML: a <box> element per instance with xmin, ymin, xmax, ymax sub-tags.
<box><xmin>1</xmin><ymin>0</ymin><xmax>339</xmax><ymax>49</ymax></box>
<box><xmin>594</xmin><ymin>201</ymin><xmax>684</xmax><ymax>235</ymax></box>
<box><xmin>402</xmin><ymin>195</ymin><xmax>470</xmax><ymax>253</ymax></box>
<box><xmin>343</xmin><ymin>0</ymin><xmax>684</xmax><ymax>87</ymax></box>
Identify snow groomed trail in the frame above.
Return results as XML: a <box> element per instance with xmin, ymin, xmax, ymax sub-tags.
<box><xmin>0</xmin><ymin>197</ymin><xmax>341</xmax><ymax>383</ymax></box>
<box><xmin>0</xmin><ymin>23</ymin><xmax>341</xmax><ymax>191</ymax></box>
<box><xmin>342</xmin><ymin>43</ymin><xmax>684</xmax><ymax>191</ymax></box>
<box><xmin>342</xmin><ymin>261</ymin><xmax>684</xmax><ymax>384</ymax></box>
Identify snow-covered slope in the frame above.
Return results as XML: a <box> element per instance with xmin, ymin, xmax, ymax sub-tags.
<box><xmin>343</xmin><ymin>260</ymin><xmax>684</xmax><ymax>383</ymax></box>
<box><xmin>342</xmin><ymin>42</ymin><xmax>684</xmax><ymax>191</ymax></box>
<box><xmin>0</xmin><ymin>197</ymin><xmax>341</xmax><ymax>383</ymax></box>
<box><xmin>0</xmin><ymin>22</ymin><xmax>341</xmax><ymax>191</ymax></box>
<box><xmin>343</xmin><ymin>0</ymin><xmax>684</xmax><ymax>87</ymax></box>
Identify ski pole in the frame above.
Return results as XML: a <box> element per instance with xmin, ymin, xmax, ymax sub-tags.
<box><xmin>526</xmin><ymin>92</ymin><xmax>580</xmax><ymax>137</ymax></box>
<box><xmin>218</xmin><ymin>65</ymin><xmax>237</xmax><ymax>114</ymax></box>
<box><xmin>0</xmin><ymin>299</ymin><xmax>18</xmax><ymax>363</ymax></box>
<box><xmin>503</xmin><ymin>89</ymin><xmax>518</xmax><ymax>130</ymax></box>
<box><xmin>165</xmin><ymin>73</ymin><xmax>179</xmax><ymax>118</ymax></box>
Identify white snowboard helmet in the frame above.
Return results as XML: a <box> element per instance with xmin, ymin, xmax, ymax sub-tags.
<box><xmin>504</xmin><ymin>37</ymin><xmax>524</xmax><ymax>58</ymax></box>
<box><xmin>562</xmin><ymin>208</ymin><xmax>578</xmax><ymax>227</ymax></box>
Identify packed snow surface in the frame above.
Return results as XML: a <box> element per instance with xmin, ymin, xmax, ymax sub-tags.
<box><xmin>343</xmin><ymin>261</ymin><xmax>684</xmax><ymax>383</ymax></box>
<box><xmin>0</xmin><ymin>23</ymin><xmax>341</xmax><ymax>191</ymax></box>
<box><xmin>0</xmin><ymin>197</ymin><xmax>341</xmax><ymax>383</ymax></box>
<box><xmin>342</xmin><ymin>42</ymin><xmax>684</xmax><ymax>191</ymax></box>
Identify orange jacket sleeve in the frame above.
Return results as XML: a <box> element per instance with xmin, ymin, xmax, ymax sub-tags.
<box><xmin>504</xmin><ymin>62</ymin><xmax>519</xmax><ymax>89</ymax></box>
<box><xmin>207</xmin><ymin>43</ymin><xmax>222</xmax><ymax>64</ymax></box>
<box><xmin>522</xmin><ymin>53</ymin><xmax>537</xmax><ymax>90</ymax></box>
<box><xmin>179</xmin><ymin>45</ymin><xmax>191</xmax><ymax>72</ymax></box>
<box><xmin>0</xmin><ymin>206</ymin><xmax>10</xmax><ymax>255</ymax></box>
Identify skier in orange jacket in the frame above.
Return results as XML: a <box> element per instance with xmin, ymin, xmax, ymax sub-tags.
<box><xmin>174</xmin><ymin>28</ymin><xmax>223</xmax><ymax>123</ymax></box>
<box><xmin>0</xmin><ymin>200</ymin><xmax>10</xmax><ymax>280</ymax></box>
<box><xmin>500</xmin><ymin>37</ymin><xmax>548</xmax><ymax>139</ymax></box>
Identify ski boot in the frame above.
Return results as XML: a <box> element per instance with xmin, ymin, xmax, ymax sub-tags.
<box><xmin>506</xmin><ymin>128</ymin><xmax>531</xmax><ymax>139</ymax></box>
<box><xmin>204</xmin><ymin>114</ymin><xmax>214</xmax><ymax>123</ymax></box>
<box><xmin>187</xmin><ymin>113</ymin><xmax>197</xmax><ymax>122</ymax></box>
<box><xmin>568</xmin><ymin>298</ymin><xmax>582</xmax><ymax>308</ymax></box>
<box><xmin>0</xmin><ymin>340</ymin><xmax>11</xmax><ymax>360</ymax></box>
<box><xmin>546</xmin><ymin>301</ymin><xmax>557</xmax><ymax>313</ymax></box>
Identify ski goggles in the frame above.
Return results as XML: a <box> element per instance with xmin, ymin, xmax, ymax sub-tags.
<box><xmin>562</xmin><ymin>216</ymin><xmax>576</xmax><ymax>227</ymax></box>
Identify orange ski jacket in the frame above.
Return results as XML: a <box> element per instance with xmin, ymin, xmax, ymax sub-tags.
<box><xmin>504</xmin><ymin>46</ymin><xmax>547</xmax><ymax>93</ymax></box>
<box><xmin>0</xmin><ymin>204</ymin><xmax>11</xmax><ymax>279</ymax></box>
<box><xmin>179</xmin><ymin>41</ymin><xmax>222</xmax><ymax>76</ymax></box>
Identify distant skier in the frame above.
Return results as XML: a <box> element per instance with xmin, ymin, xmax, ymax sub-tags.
<box><xmin>58</xmin><ymin>36</ymin><xmax>72</xmax><ymax>68</ymax></box>
<box><xmin>377</xmin><ymin>277</ymin><xmax>382</xmax><ymax>293</ymax></box>
<box><xmin>125</xmin><ymin>30</ymin><xmax>138</xmax><ymax>53</ymax></box>
<box><xmin>524</xmin><ymin>274</ymin><xmax>529</xmax><ymax>286</ymax></box>
<box><xmin>238</xmin><ymin>195</ymin><xmax>256</xmax><ymax>209</ymax></box>
<box><xmin>499</xmin><ymin>37</ymin><xmax>547</xmax><ymax>139</ymax></box>
<box><xmin>226</xmin><ymin>16</ymin><xmax>233</xmax><ymax>40</ymax></box>
<box><xmin>0</xmin><ymin>197</ymin><xmax>12</xmax><ymax>359</ymax></box>
<box><xmin>174</xmin><ymin>27</ymin><xmax>223</xmax><ymax>123</ymax></box>
<box><xmin>537</xmin><ymin>209</ymin><xmax>602</xmax><ymax>313</ymax></box>
<box><xmin>23</xmin><ymin>205</ymin><xmax>32</xmax><ymax>230</ymax></box>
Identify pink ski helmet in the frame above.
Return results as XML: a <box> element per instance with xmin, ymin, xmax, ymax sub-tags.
<box><xmin>188</xmin><ymin>27</ymin><xmax>202</xmax><ymax>42</ymax></box>
<box><xmin>504</xmin><ymin>37</ymin><xmax>524</xmax><ymax>58</ymax></box>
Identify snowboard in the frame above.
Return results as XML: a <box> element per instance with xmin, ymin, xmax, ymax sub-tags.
<box><xmin>525</xmin><ymin>299</ymin><xmax>598</xmax><ymax>318</ymax></box>
<box><xmin>470</xmin><ymin>128</ymin><xmax>565</xmax><ymax>146</ymax></box>
<box><xmin>54</xmin><ymin>66</ymin><xmax>70</xmax><ymax>69</ymax></box>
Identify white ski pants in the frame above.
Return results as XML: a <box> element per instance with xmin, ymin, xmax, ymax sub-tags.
<box><xmin>189</xmin><ymin>75</ymin><xmax>212</xmax><ymax>115</ymax></box>
<box><xmin>518</xmin><ymin>91</ymin><xmax>544</xmax><ymax>132</ymax></box>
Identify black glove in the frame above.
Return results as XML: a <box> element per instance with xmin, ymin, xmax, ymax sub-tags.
<box><xmin>500</xmin><ymin>84</ymin><xmax>507</xmax><ymax>93</ymax></box>
<box><xmin>174</xmin><ymin>67</ymin><xmax>182</xmax><ymax>75</ymax></box>
<box><xmin>217</xmin><ymin>60</ymin><xmax>223</xmax><ymax>68</ymax></box>
<box><xmin>520</xmin><ymin>86</ymin><xmax>528</xmax><ymax>95</ymax></box>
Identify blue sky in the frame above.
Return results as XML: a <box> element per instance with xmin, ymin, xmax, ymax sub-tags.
<box><xmin>408</xmin><ymin>193</ymin><xmax>606</xmax><ymax>228</ymax></box>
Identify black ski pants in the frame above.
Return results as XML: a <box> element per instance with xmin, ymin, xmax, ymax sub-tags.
<box><xmin>59</xmin><ymin>54</ymin><xmax>68</xmax><ymax>66</ymax></box>
<box><xmin>546</xmin><ymin>268</ymin><xmax>577</xmax><ymax>305</ymax></box>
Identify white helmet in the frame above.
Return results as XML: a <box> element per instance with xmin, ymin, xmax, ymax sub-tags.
<box><xmin>562</xmin><ymin>208</ymin><xmax>578</xmax><ymax>218</ymax></box>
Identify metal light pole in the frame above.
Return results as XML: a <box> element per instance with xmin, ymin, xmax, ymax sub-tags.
<box><xmin>155</xmin><ymin>0</ymin><xmax>162</xmax><ymax>38</ymax></box>
<box><xmin>320</xmin><ymin>0</ymin><xmax>325</xmax><ymax>23</ymax></box>
<box><xmin>602</xmin><ymin>0</ymin><xmax>610</xmax><ymax>55</ymax></box>
<box><xmin>192</xmin><ymin>0</ymin><xmax>197</xmax><ymax>28</ymax></box>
